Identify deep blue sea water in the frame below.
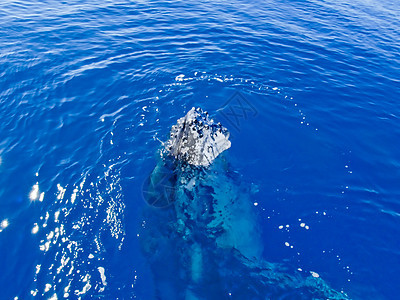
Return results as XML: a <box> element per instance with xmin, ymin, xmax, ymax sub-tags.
<box><xmin>1</xmin><ymin>0</ymin><xmax>399</xmax><ymax>299</ymax></box>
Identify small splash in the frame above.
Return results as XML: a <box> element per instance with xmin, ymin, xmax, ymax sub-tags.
<box><xmin>299</xmin><ymin>222</ymin><xmax>310</xmax><ymax>230</ymax></box>
<box><xmin>175</xmin><ymin>74</ymin><xmax>185</xmax><ymax>81</ymax></box>
<box><xmin>32</xmin><ymin>223</ymin><xmax>39</xmax><ymax>234</ymax></box>
<box><xmin>56</xmin><ymin>184</ymin><xmax>66</xmax><ymax>200</ymax></box>
<box><xmin>48</xmin><ymin>293</ymin><xmax>57</xmax><ymax>300</ymax></box>
<box><xmin>0</xmin><ymin>219</ymin><xmax>9</xmax><ymax>232</ymax></box>
<box><xmin>310</xmin><ymin>271</ymin><xmax>320</xmax><ymax>278</ymax></box>
<box><xmin>74</xmin><ymin>274</ymin><xmax>91</xmax><ymax>296</ymax></box>
<box><xmin>29</xmin><ymin>183</ymin><xmax>39</xmax><ymax>201</ymax></box>
<box><xmin>98</xmin><ymin>266</ymin><xmax>107</xmax><ymax>290</ymax></box>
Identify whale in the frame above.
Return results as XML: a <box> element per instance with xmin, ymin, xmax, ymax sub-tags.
<box><xmin>140</xmin><ymin>107</ymin><xmax>348</xmax><ymax>299</ymax></box>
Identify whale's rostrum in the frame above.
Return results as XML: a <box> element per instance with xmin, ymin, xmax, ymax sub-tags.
<box><xmin>162</xmin><ymin>107</ymin><xmax>231</xmax><ymax>167</ymax></box>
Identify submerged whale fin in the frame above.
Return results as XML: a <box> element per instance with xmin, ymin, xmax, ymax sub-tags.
<box><xmin>140</xmin><ymin>108</ymin><xmax>349</xmax><ymax>299</ymax></box>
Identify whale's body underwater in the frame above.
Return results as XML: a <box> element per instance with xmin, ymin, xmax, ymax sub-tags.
<box><xmin>140</xmin><ymin>108</ymin><xmax>348</xmax><ymax>300</ymax></box>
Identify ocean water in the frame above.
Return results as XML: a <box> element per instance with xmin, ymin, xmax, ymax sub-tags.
<box><xmin>1</xmin><ymin>0</ymin><xmax>399</xmax><ymax>299</ymax></box>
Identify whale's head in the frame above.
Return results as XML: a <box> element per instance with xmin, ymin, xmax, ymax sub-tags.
<box><xmin>162</xmin><ymin>107</ymin><xmax>231</xmax><ymax>167</ymax></box>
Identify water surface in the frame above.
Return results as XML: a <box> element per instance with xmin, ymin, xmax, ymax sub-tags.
<box><xmin>0</xmin><ymin>0</ymin><xmax>399</xmax><ymax>299</ymax></box>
